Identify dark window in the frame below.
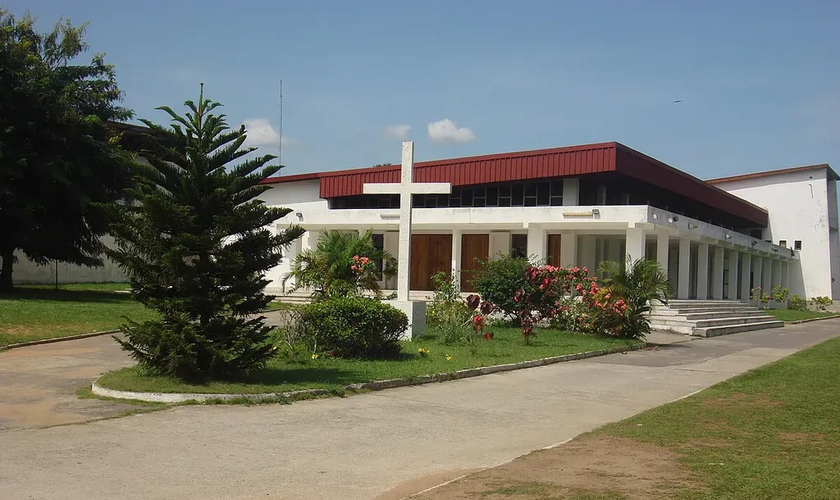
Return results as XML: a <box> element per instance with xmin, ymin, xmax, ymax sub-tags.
<box><xmin>473</xmin><ymin>187</ymin><xmax>486</xmax><ymax>208</ymax></box>
<box><xmin>512</xmin><ymin>184</ymin><xmax>524</xmax><ymax>205</ymax></box>
<box><xmin>550</xmin><ymin>180</ymin><xmax>564</xmax><ymax>206</ymax></box>
<box><xmin>537</xmin><ymin>182</ymin><xmax>550</xmax><ymax>205</ymax></box>
<box><xmin>486</xmin><ymin>186</ymin><xmax>499</xmax><ymax>207</ymax></box>
<box><xmin>461</xmin><ymin>188</ymin><xmax>473</xmax><ymax>206</ymax></box>
<box><xmin>448</xmin><ymin>191</ymin><xmax>461</xmax><ymax>207</ymax></box>
<box><xmin>750</xmin><ymin>229</ymin><xmax>763</xmax><ymax>239</ymax></box>
<box><xmin>511</xmin><ymin>234</ymin><xmax>528</xmax><ymax>258</ymax></box>
<box><xmin>524</xmin><ymin>182</ymin><xmax>537</xmax><ymax>206</ymax></box>
<box><xmin>794</xmin><ymin>240</ymin><xmax>802</xmax><ymax>250</ymax></box>
<box><xmin>779</xmin><ymin>240</ymin><xmax>787</xmax><ymax>248</ymax></box>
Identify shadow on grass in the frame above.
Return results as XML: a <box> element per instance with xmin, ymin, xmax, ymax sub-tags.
<box><xmin>1</xmin><ymin>288</ymin><xmax>134</xmax><ymax>304</ymax></box>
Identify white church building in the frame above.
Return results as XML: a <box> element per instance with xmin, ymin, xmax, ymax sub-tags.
<box><xmin>260</xmin><ymin>141</ymin><xmax>840</xmax><ymax>301</ymax></box>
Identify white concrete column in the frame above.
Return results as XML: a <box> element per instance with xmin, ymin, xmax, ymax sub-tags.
<box><xmin>578</xmin><ymin>235</ymin><xmax>597</xmax><ymax>274</ymax></box>
<box><xmin>527</xmin><ymin>227</ymin><xmax>546</xmax><ymax>263</ymax></box>
<box><xmin>626</xmin><ymin>226</ymin><xmax>646</xmax><ymax>263</ymax></box>
<box><xmin>560</xmin><ymin>232</ymin><xmax>577</xmax><ymax>267</ymax></box>
<box><xmin>562</xmin><ymin>178</ymin><xmax>579</xmax><ymax>206</ymax></box>
<box><xmin>304</xmin><ymin>229</ymin><xmax>321</xmax><ymax>251</ymax></box>
<box><xmin>696</xmin><ymin>243</ymin><xmax>710</xmax><ymax>300</ymax></box>
<box><xmin>678</xmin><ymin>237</ymin><xmax>691</xmax><ymax>299</ymax></box>
<box><xmin>762</xmin><ymin>257</ymin><xmax>772</xmax><ymax>293</ymax></box>
<box><xmin>740</xmin><ymin>252</ymin><xmax>752</xmax><ymax>300</ymax></box>
<box><xmin>656</xmin><ymin>232</ymin><xmax>669</xmax><ymax>275</ymax></box>
<box><xmin>712</xmin><ymin>246</ymin><xmax>725</xmax><ymax>300</ymax></box>
<box><xmin>782</xmin><ymin>260</ymin><xmax>790</xmax><ymax>289</ymax></box>
<box><xmin>753</xmin><ymin>256</ymin><xmax>763</xmax><ymax>293</ymax></box>
<box><xmin>489</xmin><ymin>231</ymin><xmax>510</xmax><ymax>261</ymax></box>
<box><xmin>451</xmin><ymin>229</ymin><xmax>462</xmax><ymax>290</ymax></box>
<box><xmin>727</xmin><ymin>249</ymin><xmax>739</xmax><ymax>300</ymax></box>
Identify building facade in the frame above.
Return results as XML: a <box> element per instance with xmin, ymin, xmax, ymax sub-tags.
<box><xmin>261</xmin><ymin>142</ymin><xmax>836</xmax><ymax>300</ymax></box>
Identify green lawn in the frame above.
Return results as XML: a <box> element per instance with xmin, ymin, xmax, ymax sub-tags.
<box><xmin>764</xmin><ymin>309</ymin><xmax>838</xmax><ymax>322</ymax></box>
<box><xmin>96</xmin><ymin>327</ymin><xmax>639</xmax><ymax>394</ymax></box>
<box><xmin>600</xmin><ymin>336</ymin><xmax>840</xmax><ymax>499</ymax></box>
<box><xmin>0</xmin><ymin>285</ymin><xmax>284</xmax><ymax>347</ymax></box>
<box><xmin>0</xmin><ymin>287</ymin><xmax>157</xmax><ymax>347</ymax></box>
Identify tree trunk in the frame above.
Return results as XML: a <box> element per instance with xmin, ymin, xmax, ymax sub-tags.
<box><xmin>0</xmin><ymin>248</ymin><xmax>14</xmax><ymax>293</ymax></box>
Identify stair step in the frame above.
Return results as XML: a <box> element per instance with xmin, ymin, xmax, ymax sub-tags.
<box><xmin>652</xmin><ymin>316</ymin><xmax>775</xmax><ymax>328</ymax></box>
<box><xmin>693</xmin><ymin>320</ymin><xmax>784</xmax><ymax>337</ymax></box>
<box><xmin>650</xmin><ymin>310</ymin><xmax>770</xmax><ymax>321</ymax></box>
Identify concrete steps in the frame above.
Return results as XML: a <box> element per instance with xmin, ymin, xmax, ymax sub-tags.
<box><xmin>650</xmin><ymin>300</ymin><xmax>783</xmax><ymax>337</ymax></box>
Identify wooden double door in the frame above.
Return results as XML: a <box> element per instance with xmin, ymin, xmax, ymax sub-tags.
<box><xmin>409</xmin><ymin>233</ymin><xmax>489</xmax><ymax>292</ymax></box>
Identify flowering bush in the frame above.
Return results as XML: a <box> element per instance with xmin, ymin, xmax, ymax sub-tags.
<box><xmin>751</xmin><ymin>286</ymin><xmax>771</xmax><ymax>306</ymax></box>
<box><xmin>518</xmin><ymin>259</ymin><xmax>667</xmax><ymax>340</ymax></box>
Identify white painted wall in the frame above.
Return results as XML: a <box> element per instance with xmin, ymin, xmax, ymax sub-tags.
<box><xmin>714</xmin><ymin>168</ymin><xmax>838</xmax><ymax>298</ymax></box>
<box><xmin>9</xmin><ymin>235</ymin><xmax>127</xmax><ymax>284</ymax></box>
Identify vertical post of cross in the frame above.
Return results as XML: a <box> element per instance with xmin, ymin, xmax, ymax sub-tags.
<box><xmin>395</xmin><ymin>142</ymin><xmax>414</xmax><ymax>302</ymax></box>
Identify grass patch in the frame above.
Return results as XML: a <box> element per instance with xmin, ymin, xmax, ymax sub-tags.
<box><xmin>764</xmin><ymin>309</ymin><xmax>838</xmax><ymax>322</ymax></box>
<box><xmin>96</xmin><ymin>327</ymin><xmax>638</xmax><ymax>395</ymax></box>
<box><xmin>599</xmin><ymin>336</ymin><xmax>840</xmax><ymax>499</ymax></box>
<box><xmin>0</xmin><ymin>287</ymin><xmax>157</xmax><ymax>347</ymax></box>
<box><xmin>0</xmin><ymin>285</ymin><xmax>288</xmax><ymax>347</ymax></box>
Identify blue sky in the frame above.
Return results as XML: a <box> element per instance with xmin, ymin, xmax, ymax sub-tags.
<box><xmin>9</xmin><ymin>0</ymin><xmax>840</xmax><ymax>178</ymax></box>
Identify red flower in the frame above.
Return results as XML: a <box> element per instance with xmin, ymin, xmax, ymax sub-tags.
<box><xmin>483</xmin><ymin>332</ymin><xmax>493</xmax><ymax>340</ymax></box>
<box><xmin>480</xmin><ymin>301</ymin><xmax>494</xmax><ymax>315</ymax></box>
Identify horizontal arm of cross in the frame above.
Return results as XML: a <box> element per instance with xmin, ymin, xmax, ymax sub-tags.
<box><xmin>363</xmin><ymin>182</ymin><xmax>452</xmax><ymax>195</ymax></box>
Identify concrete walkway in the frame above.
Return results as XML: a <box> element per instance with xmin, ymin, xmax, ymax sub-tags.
<box><xmin>0</xmin><ymin>320</ymin><xmax>837</xmax><ymax>500</ymax></box>
<box><xmin>0</xmin><ymin>310</ymin><xmax>293</xmax><ymax>431</ymax></box>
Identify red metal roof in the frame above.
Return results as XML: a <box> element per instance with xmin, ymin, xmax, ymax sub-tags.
<box><xmin>261</xmin><ymin>141</ymin><xmax>769</xmax><ymax>226</ymax></box>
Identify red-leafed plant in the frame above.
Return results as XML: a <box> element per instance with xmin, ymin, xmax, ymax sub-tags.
<box><xmin>465</xmin><ymin>294</ymin><xmax>495</xmax><ymax>351</ymax></box>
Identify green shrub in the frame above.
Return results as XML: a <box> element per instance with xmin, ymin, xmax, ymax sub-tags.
<box><xmin>772</xmin><ymin>285</ymin><xmax>791</xmax><ymax>303</ymax></box>
<box><xmin>427</xmin><ymin>272</ymin><xmax>472</xmax><ymax>326</ymax></box>
<box><xmin>788</xmin><ymin>294</ymin><xmax>807</xmax><ymax>311</ymax></box>
<box><xmin>429</xmin><ymin>322</ymin><xmax>472</xmax><ymax>345</ymax></box>
<box><xmin>473</xmin><ymin>255</ymin><xmax>532</xmax><ymax>319</ymax></box>
<box><xmin>810</xmin><ymin>296</ymin><xmax>833</xmax><ymax>311</ymax></box>
<box><xmin>296</xmin><ymin>297</ymin><xmax>407</xmax><ymax>359</ymax></box>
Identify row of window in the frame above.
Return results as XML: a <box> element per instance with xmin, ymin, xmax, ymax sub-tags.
<box><xmin>331</xmin><ymin>180</ymin><xmax>565</xmax><ymax>209</ymax></box>
<box><xmin>779</xmin><ymin>240</ymin><xmax>802</xmax><ymax>251</ymax></box>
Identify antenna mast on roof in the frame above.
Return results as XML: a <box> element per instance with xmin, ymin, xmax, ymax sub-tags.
<box><xmin>278</xmin><ymin>79</ymin><xmax>283</xmax><ymax>170</ymax></box>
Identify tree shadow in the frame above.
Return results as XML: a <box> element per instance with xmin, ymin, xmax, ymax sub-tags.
<box><xmin>231</xmin><ymin>365</ymin><xmax>366</xmax><ymax>387</ymax></box>
<box><xmin>0</xmin><ymin>288</ymin><xmax>133</xmax><ymax>304</ymax></box>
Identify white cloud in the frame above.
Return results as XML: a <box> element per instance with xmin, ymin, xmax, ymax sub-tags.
<box><xmin>427</xmin><ymin>118</ymin><xmax>476</xmax><ymax>144</ymax></box>
<box><xmin>242</xmin><ymin>118</ymin><xmax>296</xmax><ymax>149</ymax></box>
<box><xmin>383</xmin><ymin>124</ymin><xmax>412</xmax><ymax>140</ymax></box>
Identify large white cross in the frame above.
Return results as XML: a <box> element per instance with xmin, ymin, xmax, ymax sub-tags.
<box><xmin>363</xmin><ymin>142</ymin><xmax>451</xmax><ymax>302</ymax></box>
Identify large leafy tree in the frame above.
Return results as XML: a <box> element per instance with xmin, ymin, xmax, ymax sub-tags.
<box><xmin>0</xmin><ymin>10</ymin><xmax>135</xmax><ymax>291</ymax></box>
<box><xmin>107</xmin><ymin>85</ymin><xmax>304</xmax><ymax>379</ymax></box>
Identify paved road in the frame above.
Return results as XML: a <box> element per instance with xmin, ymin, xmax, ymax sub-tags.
<box><xmin>0</xmin><ymin>310</ymin><xmax>293</xmax><ymax>431</ymax></box>
<box><xmin>0</xmin><ymin>320</ymin><xmax>837</xmax><ymax>500</ymax></box>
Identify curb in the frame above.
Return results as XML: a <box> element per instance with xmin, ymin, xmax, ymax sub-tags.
<box><xmin>0</xmin><ymin>329</ymin><xmax>121</xmax><ymax>352</ymax></box>
<box><xmin>788</xmin><ymin>314</ymin><xmax>840</xmax><ymax>324</ymax></box>
<box><xmin>91</xmin><ymin>342</ymin><xmax>646</xmax><ymax>404</ymax></box>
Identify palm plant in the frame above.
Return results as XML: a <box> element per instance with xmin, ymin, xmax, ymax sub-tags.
<box><xmin>284</xmin><ymin>230</ymin><xmax>397</xmax><ymax>298</ymax></box>
<box><xmin>598</xmin><ymin>258</ymin><xmax>670</xmax><ymax>339</ymax></box>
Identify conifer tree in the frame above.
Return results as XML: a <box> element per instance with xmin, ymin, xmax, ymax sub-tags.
<box><xmin>108</xmin><ymin>85</ymin><xmax>303</xmax><ymax>379</ymax></box>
